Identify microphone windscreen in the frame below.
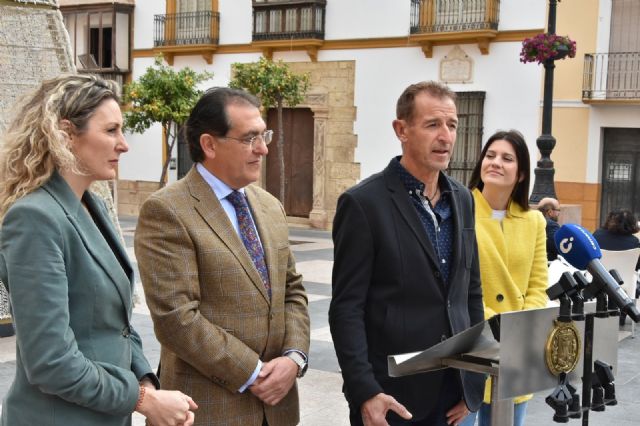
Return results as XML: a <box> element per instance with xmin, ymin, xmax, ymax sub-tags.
<box><xmin>554</xmin><ymin>224</ymin><xmax>602</xmax><ymax>270</ymax></box>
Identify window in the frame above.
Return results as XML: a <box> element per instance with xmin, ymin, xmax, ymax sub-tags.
<box><xmin>448</xmin><ymin>92</ymin><xmax>485</xmax><ymax>185</ymax></box>
<box><xmin>90</xmin><ymin>26</ymin><xmax>112</xmax><ymax>68</ymax></box>
<box><xmin>61</xmin><ymin>3</ymin><xmax>132</xmax><ymax>86</ymax></box>
<box><xmin>252</xmin><ymin>0</ymin><xmax>326</xmax><ymax>40</ymax></box>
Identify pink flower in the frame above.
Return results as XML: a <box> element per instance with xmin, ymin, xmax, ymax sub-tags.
<box><xmin>520</xmin><ymin>33</ymin><xmax>577</xmax><ymax>64</ymax></box>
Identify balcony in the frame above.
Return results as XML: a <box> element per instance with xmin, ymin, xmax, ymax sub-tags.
<box><xmin>252</xmin><ymin>0</ymin><xmax>326</xmax><ymax>61</ymax></box>
<box><xmin>409</xmin><ymin>0</ymin><xmax>500</xmax><ymax>58</ymax></box>
<box><xmin>582</xmin><ymin>52</ymin><xmax>640</xmax><ymax>104</ymax></box>
<box><xmin>153</xmin><ymin>11</ymin><xmax>220</xmax><ymax>65</ymax></box>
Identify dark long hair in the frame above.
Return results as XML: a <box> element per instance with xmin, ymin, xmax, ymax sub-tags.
<box><xmin>602</xmin><ymin>209</ymin><xmax>640</xmax><ymax>235</ymax></box>
<box><xmin>468</xmin><ymin>130</ymin><xmax>531</xmax><ymax>210</ymax></box>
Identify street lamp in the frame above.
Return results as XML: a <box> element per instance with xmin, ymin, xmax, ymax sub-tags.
<box><xmin>530</xmin><ymin>0</ymin><xmax>559</xmax><ymax>204</ymax></box>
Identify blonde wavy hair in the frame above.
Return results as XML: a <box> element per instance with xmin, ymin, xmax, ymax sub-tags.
<box><xmin>0</xmin><ymin>74</ymin><xmax>120</xmax><ymax>219</ymax></box>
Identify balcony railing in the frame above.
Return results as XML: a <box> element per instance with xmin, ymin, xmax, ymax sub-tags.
<box><xmin>252</xmin><ymin>1</ymin><xmax>325</xmax><ymax>41</ymax></box>
<box><xmin>410</xmin><ymin>0</ymin><xmax>500</xmax><ymax>34</ymax></box>
<box><xmin>154</xmin><ymin>11</ymin><xmax>220</xmax><ymax>47</ymax></box>
<box><xmin>583</xmin><ymin>52</ymin><xmax>640</xmax><ymax>101</ymax></box>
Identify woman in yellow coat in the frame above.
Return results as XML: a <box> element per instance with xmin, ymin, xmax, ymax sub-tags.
<box><xmin>461</xmin><ymin>130</ymin><xmax>548</xmax><ymax>426</ymax></box>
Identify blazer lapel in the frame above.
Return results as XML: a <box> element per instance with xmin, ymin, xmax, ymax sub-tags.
<box><xmin>187</xmin><ymin>169</ymin><xmax>270</xmax><ymax>303</ymax></box>
<box><xmin>447</xmin><ymin>180</ymin><xmax>464</xmax><ymax>279</ymax></box>
<box><xmin>384</xmin><ymin>166</ymin><xmax>441</xmax><ymax>270</ymax></box>
<box><xmin>42</xmin><ymin>173</ymin><xmax>132</xmax><ymax>317</ymax></box>
<box><xmin>83</xmin><ymin>192</ymin><xmax>134</xmax><ymax>283</ymax></box>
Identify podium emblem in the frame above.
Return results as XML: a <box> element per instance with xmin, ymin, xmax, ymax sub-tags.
<box><xmin>545</xmin><ymin>320</ymin><xmax>581</xmax><ymax>376</ymax></box>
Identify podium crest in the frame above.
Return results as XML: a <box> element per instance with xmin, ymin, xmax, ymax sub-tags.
<box><xmin>545</xmin><ymin>320</ymin><xmax>581</xmax><ymax>376</ymax></box>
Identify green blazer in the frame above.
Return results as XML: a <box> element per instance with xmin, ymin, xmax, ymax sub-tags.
<box><xmin>0</xmin><ymin>172</ymin><xmax>154</xmax><ymax>426</ymax></box>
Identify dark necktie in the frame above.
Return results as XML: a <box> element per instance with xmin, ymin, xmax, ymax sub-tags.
<box><xmin>226</xmin><ymin>191</ymin><xmax>271</xmax><ymax>298</ymax></box>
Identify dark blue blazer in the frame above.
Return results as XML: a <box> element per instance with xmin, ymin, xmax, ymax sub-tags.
<box><xmin>329</xmin><ymin>160</ymin><xmax>485</xmax><ymax>420</ymax></box>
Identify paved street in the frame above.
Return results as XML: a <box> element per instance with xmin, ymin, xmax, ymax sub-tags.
<box><xmin>0</xmin><ymin>218</ymin><xmax>639</xmax><ymax>425</ymax></box>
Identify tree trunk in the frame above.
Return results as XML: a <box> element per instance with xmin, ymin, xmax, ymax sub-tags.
<box><xmin>277</xmin><ymin>99</ymin><xmax>285</xmax><ymax>205</ymax></box>
<box><xmin>159</xmin><ymin>121</ymin><xmax>176</xmax><ymax>189</ymax></box>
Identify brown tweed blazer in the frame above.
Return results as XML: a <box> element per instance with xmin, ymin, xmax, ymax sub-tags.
<box><xmin>134</xmin><ymin>167</ymin><xmax>310</xmax><ymax>426</ymax></box>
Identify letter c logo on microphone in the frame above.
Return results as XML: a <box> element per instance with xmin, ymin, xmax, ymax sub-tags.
<box><xmin>559</xmin><ymin>237</ymin><xmax>574</xmax><ymax>254</ymax></box>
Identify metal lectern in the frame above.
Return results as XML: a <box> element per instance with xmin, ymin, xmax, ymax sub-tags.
<box><xmin>388</xmin><ymin>303</ymin><xmax>618</xmax><ymax>426</ymax></box>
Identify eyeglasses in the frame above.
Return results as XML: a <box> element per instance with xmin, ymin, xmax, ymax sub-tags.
<box><xmin>219</xmin><ymin>130</ymin><xmax>273</xmax><ymax>149</ymax></box>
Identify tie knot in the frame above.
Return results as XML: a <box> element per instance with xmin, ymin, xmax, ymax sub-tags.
<box><xmin>226</xmin><ymin>191</ymin><xmax>247</xmax><ymax>209</ymax></box>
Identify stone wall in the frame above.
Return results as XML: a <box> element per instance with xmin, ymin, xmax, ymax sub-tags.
<box><xmin>0</xmin><ymin>1</ymin><xmax>74</xmax><ymax>129</ymax></box>
<box><xmin>0</xmin><ymin>0</ymin><xmax>74</xmax><ymax>323</ymax></box>
<box><xmin>117</xmin><ymin>180</ymin><xmax>160</xmax><ymax>217</ymax></box>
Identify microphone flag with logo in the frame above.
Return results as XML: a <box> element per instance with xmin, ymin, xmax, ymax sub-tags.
<box><xmin>554</xmin><ymin>223</ymin><xmax>602</xmax><ymax>270</ymax></box>
<box><xmin>554</xmin><ymin>223</ymin><xmax>640</xmax><ymax>322</ymax></box>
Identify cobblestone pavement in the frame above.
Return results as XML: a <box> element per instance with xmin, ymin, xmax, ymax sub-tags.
<box><xmin>0</xmin><ymin>218</ymin><xmax>639</xmax><ymax>425</ymax></box>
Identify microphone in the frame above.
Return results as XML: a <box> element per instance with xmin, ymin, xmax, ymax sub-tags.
<box><xmin>554</xmin><ymin>224</ymin><xmax>640</xmax><ymax>322</ymax></box>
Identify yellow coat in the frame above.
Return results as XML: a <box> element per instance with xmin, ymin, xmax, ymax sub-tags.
<box><xmin>472</xmin><ymin>189</ymin><xmax>549</xmax><ymax>404</ymax></box>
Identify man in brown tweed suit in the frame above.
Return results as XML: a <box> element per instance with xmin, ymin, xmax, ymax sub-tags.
<box><xmin>134</xmin><ymin>87</ymin><xmax>310</xmax><ymax>426</ymax></box>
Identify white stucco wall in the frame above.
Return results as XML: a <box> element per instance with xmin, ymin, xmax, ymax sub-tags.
<box><xmin>133</xmin><ymin>0</ymin><xmax>164</xmax><ymax>49</ymax></box>
<box><xmin>325</xmin><ymin>0</ymin><xmax>410</xmax><ymax>39</ymax></box>
<box><xmin>274</xmin><ymin>42</ymin><xmax>543</xmax><ymax>181</ymax></box>
<box><xmin>498</xmin><ymin>0</ymin><xmax>546</xmax><ymax>31</ymax></box>
<box><xmin>218</xmin><ymin>0</ymin><xmax>253</xmax><ymax>45</ymax></box>
<box><xmin>595</xmin><ymin>0</ymin><xmax>612</xmax><ymax>53</ymax></box>
<box><xmin>123</xmin><ymin>0</ymin><xmax>547</xmax><ymax>184</ymax></box>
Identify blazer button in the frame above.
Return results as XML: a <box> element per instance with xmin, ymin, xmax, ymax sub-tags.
<box><xmin>441</xmin><ymin>334</ymin><xmax>447</xmax><ymax>342</ymax></box>
<box><xmin>122</xmin><ymin>325</ymin><xmax>131</xmax><ymax>338</ymax></box>
<box><xmin>434</xmin><ymin>271</ymin><xmax>441</xmax><ymax>279</ymax></box>
<box><xmin>496</xmin><ymin>294</ymin><xmax>504</xmax><ymax>302</ymax></box>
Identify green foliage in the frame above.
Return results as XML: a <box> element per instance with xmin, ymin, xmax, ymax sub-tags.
<box><xmin>123</xmin><ymin>56</ymin><xmax>213</xmax><ymax>134</ymax></box>
<box><xmin>229</xmin><ymin>57</ymin><xmax>310</xmax><ymax>109</ymax></box>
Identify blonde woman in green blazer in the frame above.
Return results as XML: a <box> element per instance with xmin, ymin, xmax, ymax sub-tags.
<box><xmin>0</xmin><ymin>75</ymin><xmax>196</xmax><ymax>426</ymax></box>
<box><xmin>461</xmin><ymin>130</ymin><xmax>548</xmax><ymax>426</ymax></box>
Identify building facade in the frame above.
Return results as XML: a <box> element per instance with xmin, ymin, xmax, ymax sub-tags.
<box><xmin>552</xmin><ymin>0</ymin><xmax>640</xmax><ymax>231</ymax></box>
<box><xmin>60</xmin><ymin>0</ymin><xmax>548</xmax><ymax>229</ymax></box>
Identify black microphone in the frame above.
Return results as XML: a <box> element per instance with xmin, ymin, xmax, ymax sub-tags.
<box><xmin>554</xmin><ymin>224</ymin><xmax>640</xmax><ymax>322</ymax></box>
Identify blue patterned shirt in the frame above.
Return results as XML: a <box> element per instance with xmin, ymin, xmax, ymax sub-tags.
<box><xmin>391</xmin><ymin>157</ymin><xmax>454</xmax><ymax>284</ymax></box>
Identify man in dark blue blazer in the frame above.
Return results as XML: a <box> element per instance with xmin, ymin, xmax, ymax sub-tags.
<box><xmin>329</xmin><ymin>82</ymin><xmax>485</xmax><ymax>426</ymax></box>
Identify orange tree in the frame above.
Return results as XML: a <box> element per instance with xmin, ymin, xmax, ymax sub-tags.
<box><xmin>229</xmin><ymin>58</ymin><xmax>309</xmax><ymax>203</ymax></box>
<box><xmin>123</xmin><ymin>56</ymin><xmax>213</xmax><ymax>187</ymax></box>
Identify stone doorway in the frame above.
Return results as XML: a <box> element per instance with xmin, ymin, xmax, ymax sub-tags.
<box><xmin>280</xmin><ymin>60</ymin><xmax>359</xmax><ymax>229</ymax></box>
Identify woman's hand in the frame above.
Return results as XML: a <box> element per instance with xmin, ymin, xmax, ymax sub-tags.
<box><xmin>136</xmin><ymin>387</ymin><xmax>198</xmax><ymax>426</ymax></box>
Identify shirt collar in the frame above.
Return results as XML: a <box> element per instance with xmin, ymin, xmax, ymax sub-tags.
<box><xmin>196</xmin><ymin>163</ymin><xmax>246</xmax><ymax>201</ymax></box>
<box><xmin>391</xmin><ymin>156</ymin><xmax>452</xmax><ymax>195</ymax></box>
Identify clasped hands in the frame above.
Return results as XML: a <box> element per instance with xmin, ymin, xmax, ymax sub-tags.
<box><xmin>250</xmin><ymin>356</ymin><xmax>299</xmax><ymax>406</ymax></box>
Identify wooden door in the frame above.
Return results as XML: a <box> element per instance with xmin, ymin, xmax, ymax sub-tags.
<box><xmin>266</xmin><ymin>108</ymin><xmax>314</xmax><ymax>217</ymax></box>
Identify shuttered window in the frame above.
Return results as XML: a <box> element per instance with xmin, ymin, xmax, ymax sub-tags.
<box><xmin>448</xmin><ymin>91</ymin><xmax>485</xmax><ymax>185</ymax></box>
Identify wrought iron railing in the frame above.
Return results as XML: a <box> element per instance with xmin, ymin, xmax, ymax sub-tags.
<box><xmin>410</xmin><ymin>0</ymin><xmax>500</xmax><ymax>34</ymax></box>
<box><xmin>582</xmin><ymin>52</ymin><xmax>640</xmax><ymax>100</ymax></box>
<box><xmin>154</xmin><ymin>11</ymin><xmax>220</xmax><ymax>47</ymax></box>
<box><xmin>252</xmin><ymin>1</ymin><xmax>325</xmax><ymax>41</ymax></box>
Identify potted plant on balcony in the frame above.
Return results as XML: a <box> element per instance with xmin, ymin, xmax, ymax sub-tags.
<box><xmin>520</xmin><ymin>33</ymin><xmax>577</xmax><ymax>64</ymax></box>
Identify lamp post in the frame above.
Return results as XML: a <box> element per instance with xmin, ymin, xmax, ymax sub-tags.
<box><xmin>530</xmin><ymin>0</ymin><xmax>559</xmax><ymax>204</ymax></box>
